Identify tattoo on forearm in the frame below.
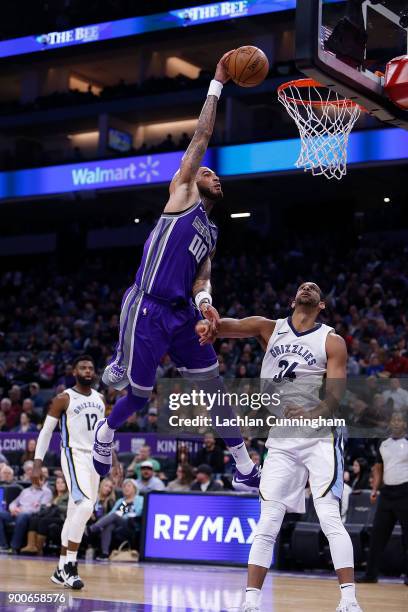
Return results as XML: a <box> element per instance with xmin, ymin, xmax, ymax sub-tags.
<box><xmin>183</xmin><ymin>96</ymin><xmax>218</xmax><ymax>174</ymax></box>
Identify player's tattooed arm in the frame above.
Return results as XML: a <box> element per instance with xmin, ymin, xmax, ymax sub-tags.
<box><xmin>197</xmin><ymin>316</ymin><xmax>275</xmax><ymax>351</ymax></box>
<box><xmin>193</xmin><ymin>256</ymin><xmax>220</xmax><ymax>331</ymax></box>
<box><xmin>167</xmin><ymin>50</ymin><xmax>233</xmax><ymax>203</ymax></box>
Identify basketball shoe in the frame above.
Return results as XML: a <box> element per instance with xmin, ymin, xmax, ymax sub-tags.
<box><xmin>233</xmin><ymin>464</ymin><xmax>261</xmax><ymax>492</ymax></box>
<box><xmin>93</xmin><ymin>419</ymin><xmax>113</xmax><ymax>477</ymax></box>
<box><xmin>336</xmin><ymin>602</ymin><xmax>363</xmax><ymax>612</ymax></box>
<box><xmin>242</xmin><ymin>605</ymin><xmax>260</xmax><ymax>612</ymax></box>
<box><xmin>50</xmin><ymin>567</ymin><xmax>64</xmax><ymax>586</ymax></box>
<box><xmin>102</xmin><ymin>362</ymin><xmax>128</xmax><ymax>390</ymax></box>
<box><xmin>62</xmin><ymin>561</ymin><xmax>84</xmax><ymax>590</ymax></box>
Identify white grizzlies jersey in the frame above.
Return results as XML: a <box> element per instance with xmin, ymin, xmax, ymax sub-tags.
<box><xmin>261</xmin><ymin>316</ymin><xmax>334</xmax><ymax>422</ymax></box>
<box><xmin>60</xmin><ymin>388</ymin><xmax>105</xmax><ymax>451</ymax></box>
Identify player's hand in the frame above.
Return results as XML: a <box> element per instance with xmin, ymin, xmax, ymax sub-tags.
<box><xmin>214</xmin><ymin>50</ymin><xmax>235</xmax><ymax>84</ymax></box>
<box><xmin>200</xmin><ymin>303</ymin><xmax>220</xmax><ymax>334</ymax></box>
<box><xmin>283</xmin><ymin>405</ymin><xmax>308</xmax><ymax>419</ymax></box>
<box><xmin>370</xmin><ymin>489</ymin><xmax>379</xmax><ymax>504</ymax></box>
<box><xmin>32</xmin><ymin>461</ymin><xmax>43</xmax><ymax>488</ymax></box>
<box><xmin>196</xmin><ymin>319</ymin><xmax>217</xmax><ymax>345</ymax></box>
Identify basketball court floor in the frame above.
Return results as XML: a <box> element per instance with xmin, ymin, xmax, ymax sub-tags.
<box><xmin>0</xmin><ymin>556</ymin><xmax>406</xmax><ymax>611</ymax></box>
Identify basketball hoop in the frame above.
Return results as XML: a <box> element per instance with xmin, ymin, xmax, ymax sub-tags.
<box><xmin>277</xmin><ymin>79</ymin><xmax>363</xmax><ymax>180</ymax></box>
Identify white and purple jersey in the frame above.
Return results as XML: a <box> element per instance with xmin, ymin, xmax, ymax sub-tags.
<box><xmin>135</xmin><ymin>201</ymin><xmax>218</xmax><ymax>302</ymax></box>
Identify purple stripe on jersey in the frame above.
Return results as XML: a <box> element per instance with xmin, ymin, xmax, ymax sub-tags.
<box><xmin>116</xmin><ymin>287</ymin><xmax>141</xmax><ymax>364</ymax></box>
<box><xmin>139</xmin><ymin>217</ymin><xmax>166</xmax><ymax>291</ymax></box>
<box><xmin>142</xmin><ymin>217</ymin><xmax>174</xmax><ymax>292</ymax></box>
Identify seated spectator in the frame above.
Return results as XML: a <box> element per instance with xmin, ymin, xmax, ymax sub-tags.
<box><xmin>21</xmin><ymin>439</ymin><xmax>37</xmax><ymax>465</ymax></box>
<box><xmin>0</xmin><ymin>409</ymin><xmax>8</xmax><ymax>431</ymax></box>
<box><xmin>1</xmin><ymin>397</ymin><xmax>20</xmax><ymax>430</ymax></box>
<box><xmin>194</xmin><ymin>432</ymin><xmax>225</xmax><ymax>474</ymax></box>
<box><xmin>381</xmin><ymin>378</ymin><xmax>408</xmax><ymax>411</ymax></box>
<box><xmin>384</xmin><ymin>346</ymin><xmax>408</xmax><ymax>376</ymax></box>
<box><xmin>0</xmin><ymin>473</ymin><xmax>52</xmax><ymax>552</ymax></box>
<box><xmin>92</xmin><ymin>477</ymin><xmax>116</xmax><ymax>523</ymax></box>
<box><xmin>350</xmin><ymin>457</ymin><xmax>370</xmax><ymax>490</ymax></box>
<box><xmin>21</xmin><ymin>399</ymin><xmax>41</xmax><ymax>427</ymax></box>
<box><xmin>140</xmin><ymin>407</ymin><xmax>159</xmax><ymax>433</ymax></box>
<box><xmin>21</xmin><ymin>460</ymin><xmax>34</xmax><ymax>482</ymax></box>
<box><xmin>135</xmin><ymin>461</ymin><xmax>165</xmax><ymax>493</ymax></box>
<box><xmin>88</xmin><ymin>479</ymin><xmax>143</xmax><ymax>561</ymax></box>
<box><xmin>190</xmin><ymin>464</ymin><xmax>224</xmax><ymax>492</ymax></box>
<box><xmin>126</xmin><ymin>445</ymin><xmax>160</xmax><ymax>478</ymax></box>
<box><xmin>0</xmin><ymin>464</ymin><xmax>15</xmax><ymax>484</ymax></box>
<box><xmin>28</xmin><ymin>382</ymin><xmax>44</xmax><ymax>410</ymax></box>
<box><xmin>249</xmin><ymin>450</ymin><xmax>261</xmax><ymax>466</ymax></box>
<box><xmin>118</xmin><ymin>413</ymin><xmax>139</xmax><ymax>433</ymax></box>
<box><xmin>21</xmin><ymin>476</ymin><xmax>68</xmax><ymax>555</ymax></box>
<box><xmin>166</xmin><ymin>464</ymin><xmax>195</xmax><ymax>492</ymax></box>
<box><xmin>14</xmin><ymin>413</ymin><xmax>36</xmax><ymax>433</ymax></box>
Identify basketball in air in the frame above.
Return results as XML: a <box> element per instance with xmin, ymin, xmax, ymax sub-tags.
<box><xmin>227</xmin><ymin>46</ymin><xmax>269</xmax><ymax>87</ymax></box>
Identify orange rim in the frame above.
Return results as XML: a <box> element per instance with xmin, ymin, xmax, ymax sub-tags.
<box><xmin>277</xmin><ymin>78</ymin><xmax>365</xmax><ymax>110</ymax></box>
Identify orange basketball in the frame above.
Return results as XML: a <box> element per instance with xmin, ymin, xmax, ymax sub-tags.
<box><xmin>227</xmin><ymin>46</ymin><xmax>269</xmax><ymax>87</ymax></box>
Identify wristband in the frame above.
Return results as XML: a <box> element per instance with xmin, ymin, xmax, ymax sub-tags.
<box><xmin>195</xmin><ymin>291</ymin><xmax>212</xmax><ymax>310</ymax></box>
<box><xmin>207</xmin><ymin>79</ymin><xmax>223</xmax><ymax>99</ymax></box>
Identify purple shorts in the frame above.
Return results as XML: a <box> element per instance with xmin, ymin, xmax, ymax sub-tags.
<box><xmin>108</xmin><ymin>285</ymin><xmax>218</xmax><ymax>397</ymax></box>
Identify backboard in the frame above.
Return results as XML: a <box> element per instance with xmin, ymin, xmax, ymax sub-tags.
<box><xmin>296</xmin><ymin>0</ymin><xmax>408</xmax><ymax>129</ymax></box>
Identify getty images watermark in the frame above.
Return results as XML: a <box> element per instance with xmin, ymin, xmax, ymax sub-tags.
<box><xmin>168</xmin><ymin>390</ymin><xmax>345</xmax><ymax>429</ymax></box>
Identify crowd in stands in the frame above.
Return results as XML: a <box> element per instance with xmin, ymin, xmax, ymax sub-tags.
<box><xmin>0</xmin><ymin>238</ymin><xmax>408</xmax><ymax>557</ymax></box>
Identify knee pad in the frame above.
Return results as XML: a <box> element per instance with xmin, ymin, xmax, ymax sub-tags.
<box><xmin>314</xmin><ymin>492</ymin><xmax>354</xmax><ymax>569</ymax></box>
<box><xmin>248</xmin><ymin>500</ymin><xmax>286</xmax><ymax>569</ymax></box>
<box><xmin>67</xmin><ymin>498</ymin><xmax>95</xmax><ymax>544</ymax></box>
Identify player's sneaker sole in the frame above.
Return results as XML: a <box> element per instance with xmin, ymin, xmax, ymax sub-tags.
<box><xmin>92</xmin><ymin>419</ymin><xmax>113</xmax><ymax>477</ymax></box>
<box><xmin>50</xmin><ymin>568</ymin><xmax>65</xmax><ymax>586</ymax></box>
<box><xmin>102</xmin><ymin>363</ymin><xmax>128</xmax><ymax>390</ymax></box>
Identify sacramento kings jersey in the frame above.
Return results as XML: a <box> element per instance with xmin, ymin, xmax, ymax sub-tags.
<box><xmin>60</xmin><ymin>388</ymin><xmax>105</xmax><ymax>451</ymax></box>
<box><xmin>135</xmin><ymin>201</ymin><xmax>218</xmax><ymax>301</ymax></box>
<box><xmin>261</xmin><ymin>317</ymin><xmax>334</xmax><ymax>426</ymax></box>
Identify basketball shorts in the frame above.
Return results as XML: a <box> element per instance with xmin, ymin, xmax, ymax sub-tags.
<box><xmin>107</xmin><ymin>284</ymin><xmax>219</xmax><ymax>397</ymax></box>
<box><xmin>61</xmin><ymin>447</ymin><xmax>100</xmax><ymax>504</ymax></box>
<box><xmin>260</xmin><ymin>433</ymin><xmax>344</xmax><ymax>513</ymax></box>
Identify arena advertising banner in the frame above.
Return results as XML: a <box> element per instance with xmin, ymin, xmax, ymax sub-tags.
<box><xmin>0</xmin><ymin>1</ymin><xmax>292</xmax><ymax>59</ymax></box>
<box><xmin>0</xmin><ymin>128</ymin><xmax>407</xmax><ymax>201</ymax></box>
<box><xmin>0</xmin><ymin>432</ymin><xmax>201</xmax><ymax>458</ymax></box>
<box><xmin>143</xmin><ymin>492</ymin><xmax>262</xmax><ymax>565</ymax></box>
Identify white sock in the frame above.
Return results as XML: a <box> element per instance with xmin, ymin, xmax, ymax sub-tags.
<box><xmin>245</xmin><ymin>587</ymin><xmax>261</xmax><ymax>606</ymax></box>
<box><xmin>58</xmin><ymin>555</ymin><xmax>66</xmax><ymax>570</ymax></box>
<box><xmin>66</xmin><ymin>550</ymin><xmax>78</xmax><ymax>564</ymax></box>
<box><xmin>340</xmin><ymin>583</ymin><xmax>356</xmax><ymax>602</ymax></box>
<box><xmin>97</xmin><ymin>419</ymin><xmax>115</xmax><ymax>443</ymax></box>
<box><xmin>229</xmin><ymin>442</ymin><xmax>253</xmax><ymax>474</ymax></box>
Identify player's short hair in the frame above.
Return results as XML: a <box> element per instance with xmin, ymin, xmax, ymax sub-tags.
<box><xmin>72</xmin><ymin>354</ymin><xmax>95</xmax><ymax>369</ymax></box>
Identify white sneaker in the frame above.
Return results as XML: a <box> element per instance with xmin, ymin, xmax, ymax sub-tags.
<box><xmin>336</xmin><ymin>601</ymin><xmax>363</xmax><ymax>612</ymax></box>
<box><xmin>61</xmin><ymin>561</ymin><xmax>84</xmax><ymax>590</ymax></box>
<box><xmin>242</xmin><ymin>604</ymin><xmax>260</xmax><ymax>612</ymax></box>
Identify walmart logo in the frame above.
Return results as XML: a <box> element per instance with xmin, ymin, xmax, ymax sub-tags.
<box><xmin>138</xmin><ymin>156</ymin><xmax>160</xmax><ymax>183</ymax></box>
<box><xmin>71</xmin><ymin>156</ymin><xmax>161</xmax><ymax>187</ymax></box>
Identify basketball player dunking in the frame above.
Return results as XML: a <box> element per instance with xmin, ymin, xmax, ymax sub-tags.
<box><xmin>92</xmin><ymin>51</ymin><xmax>259</xmax><ymax>491</ymax></box>
<box><xmin>197</xmin><ymin>282</ymin><xmax>362</xmax><ymax>612</ymax></box>
<box><xmin>32</xmin><ymin>355</ymin><xmax>105</xmax><ymax>590</ymax></box>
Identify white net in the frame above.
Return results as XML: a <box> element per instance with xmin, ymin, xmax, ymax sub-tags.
<box><xmin>278</xmin><ymin>80</ymin><xmax>361</xmax><ymax>180</ymax></box>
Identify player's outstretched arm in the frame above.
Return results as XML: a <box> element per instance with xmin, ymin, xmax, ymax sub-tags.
<box><xmin>165</xmin><ymin>51</ymin><xmax>233</xmax><ymax>212</ymax></box>
<box><xmin>193</xmin><ymin>255</ymin><xmax>219</xmax><ymax>331</ymax></box>
<box><xmin>32</xmin><ymin>392</ymin><xmax>69</xmax><ymax>486</ymax></box>
<box><xmin>197</xmin><ymin>316</ymin><xmax>275</xmax><ymax>350</ymax></box>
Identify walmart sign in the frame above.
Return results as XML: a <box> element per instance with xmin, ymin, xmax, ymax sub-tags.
<box><xmin>0</xmin><ymin>128</ymin><xmax>407</xmax><ymax>201</ymax></box>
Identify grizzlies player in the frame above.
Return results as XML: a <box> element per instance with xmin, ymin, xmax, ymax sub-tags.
<box><xmin>197</xmin><ymin>282</ymin><xmax>362</xmax><ymax>612</ymax></box>
<box><xmin>33</xmin><ymin>355</ymin><xmax>105</xmax><ymax>589</ymax></box>
<box><xmin>93</xmin><ymin>51</ymin><xmax>259</xmax><ymax>490</ymax></box>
